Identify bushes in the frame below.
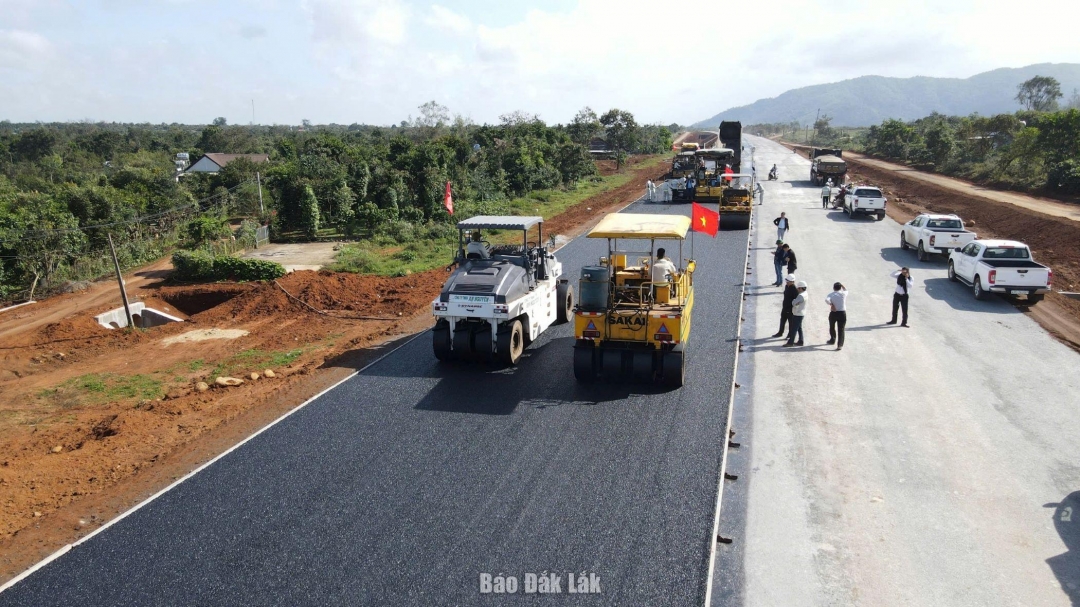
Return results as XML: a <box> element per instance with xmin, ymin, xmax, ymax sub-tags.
<box><xmin>171</xmin><ymin>250</ymin><xmax>286</xmax><ymax>282</ymax></box>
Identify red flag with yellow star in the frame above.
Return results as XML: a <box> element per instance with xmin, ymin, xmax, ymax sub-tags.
<box><xmin>691</xmin><ymin>202</ymin><xmax>719</xmax><ymax>237</ymax></box>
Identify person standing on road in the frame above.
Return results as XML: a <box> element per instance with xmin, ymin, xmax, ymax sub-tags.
<box><xmin>774</xmin><ymin>212</ymin><xmax>790</xmax><ymax>240</ymax></box>
<box><xmin>825</xmin><ymin>282</ymin><xmax>848</xmax><ymax>350</ymax></box>
<box><xmin>771</xmin><ymin>240</ymin><xmax>786</xmax><ymax>286</ymax></box>
<box><xmin>783</xmin><ymin>281</ymin><xmax>808</xmax><ymax>347</ymax></box>
<box><xmin>887</xmin><ymin>267</ymin><xmax>913</xmax><ymax>327</ymax></box>
<box><xmin>821</xmin><ymin>183</ymin><xmax>832</xmax><ymax>209</ymax></box>
<box><xmin>773</xmin><ymin>274</ymin><xmax>798</xmax><ymax>338</ymax></box>
<box><xmin>782</xmin><ymin>244</ymin><xmax>798</xmax><ymax>275</ymax></box>
<box><xmin>755</xmin><ymin>181</ymin><xmax>764</xmax><ymax>205</ymax></box>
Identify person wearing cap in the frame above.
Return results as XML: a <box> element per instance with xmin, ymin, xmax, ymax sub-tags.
<box><xmin>783</xmin><ymin>281</ymin><xmax>808</xmax><ymax>347</ymax></box>
<box><xmin>465</xmin><ymin>230</ymin><xmax>489</xmax><ymax>259</ymax></box>
<box><xmin>825</xmin><ymin>282</ymin><xmax>848</xmax><ymax>350</ymax></box>
<box><xmin>771</xmin><ymin>239</ymin><xmax>786</xmax><ymax>286</ymax></box>
<box><xmin>887</xmin><ymin>267</ymin><xmax>913</xmax><ymax>327</ymax></box>
<box><xmin>821</xmin><ymin>183</ymin><xmax>832</xmax><ymax>208</ymax></box>
<box><xmin>772</xmin><ymin>274</ymin><xmax>799</xmax><ymax>338</ymax></box>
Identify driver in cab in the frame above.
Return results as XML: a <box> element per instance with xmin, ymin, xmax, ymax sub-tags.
<box><xmin>650</xmin><ymin>247</ymin><xmax>679</xmax><ymax>294</ymax></box>
<box><xmin>465</xmin><ymin>230</ymin><xmax>489</xmax><ymax>259</ymax></box>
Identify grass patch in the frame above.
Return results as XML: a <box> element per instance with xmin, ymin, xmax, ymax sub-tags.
<box><xmin>200</xmin><ymin>348</ymin><xmax>307</xmax><ymax>378</ymax></box>
<box><xmin>331</xmin><ymin>155</ymin><xmax>668</xmax><ymax>277</ymax></box>
<box><xmin>38</xmin><ymin>373</ymin><xmax>165</xmax><ymax>407</ymax></box>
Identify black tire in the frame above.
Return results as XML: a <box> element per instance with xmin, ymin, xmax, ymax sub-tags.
<box><xmin>473</xmin><ymin>323</ymin><xmax>493</xmax><ymax>362</ymax></box>
<box><xmin>917</xmin><ymin>242</ymin><xmax>927</xmax><ymax>261</ymax></box>
<box><xmin>573</xmin><ymin>341</ymin><xmax>596</xmax><ymax>382</ymax></box>
<box><xmin>948</xmin><ymin>261</ymin><xmax>958</xmax><ymax>282</ymax></box>
<box><xmin>877</xmin><ymin>212</ymin><xmax>885</xmax><ymax>221</ymax></box>
<box><xmin>663</xmin><ymin>349</ymin><xmax>685</xmax><ymax>388</ymax></box>
<box><xmin>900</xmin><ymin>233</ymin><xmax>909</xmax><ymax>250</ymax></box>
<box><xmin>497</xmin><ymin>319</ymin><xmax>525</xmax><ymax>365</ymax></box>
<box><xmin>973</xmin><ymin>277</ymin><xmax>988</xmax><ymax>300</ymax></box>
<box><xmin>453</xmin><ymin>325</ymin><xmax>474</xmax><ymax>360</ymax></box>
<box><xmin>556</xmin><ymin>282</ymin><xmax>573</xmax><ymax>324</ymax></box>
<box><xmin>433</xmin><ymin>321</ymin><xmax>452</xmax><ymax>361</ymax></box>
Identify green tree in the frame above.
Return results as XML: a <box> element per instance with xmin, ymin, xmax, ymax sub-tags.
<box><xmin>567</xmin><ymin>107</ymin><xmax>602</xmax><ymax>146</ymax></box>
<box><xmin>923</xmin><ymin>122</ymin><xmax>956</xmax><ymax>167</ymax></box>
<box><xmin>212</xmin><ymin>117</ymin><xmax>228</xmax><ymax>126</ymax></box>
<box><xmin>298</xmin><ymin>184</ymin><xmax>321</xmax><ymax>239</ymax></box>
<box><xmin>599</xmin><ymin>108</ymin><xmax>640</xmax><ymax>170</ymax></box>
<box><xmin>1016</xmin><ymin>76</ymin><xmax>1062</xmax><ymax>112</ymax></box>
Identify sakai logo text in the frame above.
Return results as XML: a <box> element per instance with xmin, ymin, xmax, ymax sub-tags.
<box><xmin>479</xmin><ymin>572</ymin><xmax>602</xmax><ymax>594</ymax></box>
<box><xmin>611</xmin><ymin>315</ymin><xmax>645</xmax><ymax>327</ymax></box>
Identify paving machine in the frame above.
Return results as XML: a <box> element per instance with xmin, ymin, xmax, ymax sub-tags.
<box><xmin>671</xmin><ymin>148</ymin><xmax>736</xmax><ymax>203</ymax></box>
<box><xmin>432</xmin><ymin>216</ymin><xmax>573</xmax><ymax>365</ymax></box>
<box><xmin>573</xmin><ymin>213</ymin><xmax>695</xmax><ymax>387</ymax></box>
<box><xmin>670</xmin><ymin>150</ymin><xmax>698</xmax><ymax>180</ymax></box>
<box><xmin>718</xmin><ymin>173</ymin><xmax>754</xmax><ymax>230</ymax></box>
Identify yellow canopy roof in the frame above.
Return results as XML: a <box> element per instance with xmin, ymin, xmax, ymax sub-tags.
<box><xmin>587</xmin><ymin>213</ymin><xmax>691</xmax><ymax>240</ymax></box>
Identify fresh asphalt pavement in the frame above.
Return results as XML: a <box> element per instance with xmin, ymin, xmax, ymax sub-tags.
<box><xmin>719</xmin><ymin>136</ymin><xmax>1080</xmax><ymax>606</ymax></box>
<box><xmin>0</xmin><ymin>199</ymin><xmax>748</xmax><ymax>605</ymax></box>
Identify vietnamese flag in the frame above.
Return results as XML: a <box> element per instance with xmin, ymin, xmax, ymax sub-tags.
<box><xmin>692</xmin><ymin>202</ymin><xmax>719</xmax><ymax>237</ymax></box>
<box><xmin>444</xmin><ymin>181</ymin><xmax>454</xmax><ymax>215</ymax></box>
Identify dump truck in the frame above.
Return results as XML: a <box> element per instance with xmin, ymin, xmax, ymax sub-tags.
<box><xmin>573</xmin><ymin>213</ymin><xmax>695</xmax><ymax>387</ymax></box>
<box><xmin>718</xmin><ymin>121</ymin><xmax>743</xmax><ymax>172</ymax></box>
<box><xmin>432</xmin><ymin>216</ymin><xmax>573</xmax><ymax>365</ymax></box>
<box><xmin>810</xmin><ymin>148</ymin><xmax>846</xmax><ymax>185</ymax></box>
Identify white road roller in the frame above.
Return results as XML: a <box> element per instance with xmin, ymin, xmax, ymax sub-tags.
<box><xmin>431</xmin><ymin>216</ymin><xmax>574</xmax><ymax>365</ymax></box>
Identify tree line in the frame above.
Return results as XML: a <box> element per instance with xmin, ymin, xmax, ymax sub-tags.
<box><xmin>0</xmin><ymin>105</ymin><xmax>671</xmax><ymax>301</ymax></box>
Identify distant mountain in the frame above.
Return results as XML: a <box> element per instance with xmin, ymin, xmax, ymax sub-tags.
<box><xmin>694</xmin><ymin>63</ymin><xmax>1080</xmax><ymax>127</ymax></box>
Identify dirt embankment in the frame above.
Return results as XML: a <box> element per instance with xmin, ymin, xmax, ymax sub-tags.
<box><xmin>0</xmin><ymin>156</ymin><xmax>669</xmax><ymax>584</ymax></box>
<box><xmin>843</xmin><ymin>161</ymin><xmax>1080</xmax><ymax>351</ymax></box>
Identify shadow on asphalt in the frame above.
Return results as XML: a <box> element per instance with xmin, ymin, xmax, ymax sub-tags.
<box><xmin>1045</xmin><ymin>491</ymin><xmax>1080</xmax><ymax>606</ymax></box>
<box><xmin>318</xmin><ymin>330</ymin><xmax>430</xmax><ymax>371</ymax></box>
<box><xmin>878</xmin><ymin>246</ymin><xmax>948</xmax><ymax>269</ymax></box>
<box><xmin>922</xmin><ymin>278</ymin><xmax>1023</xmax><ymax>314</ymax></box>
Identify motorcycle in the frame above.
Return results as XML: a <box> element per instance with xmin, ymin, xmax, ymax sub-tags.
<box><xmin>767</xmin><ymin>169</ymin><xmax>778</xmax><ymax>181</ymax></box>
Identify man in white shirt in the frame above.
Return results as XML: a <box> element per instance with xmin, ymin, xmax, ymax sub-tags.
<box><xmin>821</xmin><ymin>183</ymin><xmax>832</xmax><ymax>209</ymax></box>
<box><xmin>783</xmin><ymin>281</ymin><xmax>808</xmax><ymax>347</ymax></box>
<box><xmin>887</xmin><ymin>267</ymin><xmax>913</xmax><ymax>327</ymax></box>
<box><xmin>824</xmin><ymin>282</ymin><xmax>848</xmax><ymax>350</ymax></box>
<box><xmin>650</xmin><ymin>248</ymin><xmax>679</xmax><ymax>296</ymax></box>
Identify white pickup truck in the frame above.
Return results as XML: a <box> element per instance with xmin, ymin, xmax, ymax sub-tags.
<box><xmin>900</xmin><ymin>214</ymin><xmax>977</xmax><ymax>261</ymax></box>
<box><xmin>948</xmin><ymin>240</ymin><xmax>1052</xmax><ymax>305</ymax></box>
<box><xmin>842</xmin><ymin>186</ymin><xmax>886</xmax><ymax>221</ymax></box>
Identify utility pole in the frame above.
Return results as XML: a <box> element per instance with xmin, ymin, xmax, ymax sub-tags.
<box><xmin>813</xmin><ymin>108</ymin><xmax>820</xmax><ymax>146</ymax></box>
<box><xmin>256</xmin><ymin>171</ymin><xmax>265</xmax><ymax>215</ymax></box>
<box><xmin>107</xmin><ymin>234</ymin><xmax>135</xmax><ymax>330</ymax></box>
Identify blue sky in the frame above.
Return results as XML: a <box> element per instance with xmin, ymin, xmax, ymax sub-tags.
<box><xmin>1</xmin><ymin>0</ymin><xmax>1078</xmax><ymax>126</ymax></box>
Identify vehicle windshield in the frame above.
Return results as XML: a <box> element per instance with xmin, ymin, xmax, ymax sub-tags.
<box><xmin>854</xmin><ymin>188</ymin><xmax>882</xmax><ymax>197</ymax></box>
<box><xmin>927</xmin><ymin>219</ymin><xmax>963</xmax><ymax>229</ymax></box>
<box><xmin>983</xmin><ymin>247</ymin><xmax>1030</xmax><ymax>259</ymax></box>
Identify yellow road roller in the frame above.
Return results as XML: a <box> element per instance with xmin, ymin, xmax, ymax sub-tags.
<box><xmin>573</xmin><ymin>213</ymin><xmax>695</xmax><ymax>387</ymax></box>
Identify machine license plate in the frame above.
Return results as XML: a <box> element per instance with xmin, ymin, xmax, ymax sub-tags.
<box><xmin>1011</xmin><ymin>290</ymin><xmax>1026</xmax><ymax>295</ymax></box>
<box><xmin>450</xmin><ymin>295</ymin><xmax>494</xmax><ymax>303</ymax></box>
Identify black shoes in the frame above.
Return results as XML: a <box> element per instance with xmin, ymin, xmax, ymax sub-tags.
<box><xmin>771</xmin><ymin>332</ymin><xmax>784</xmax><ymax>338</ymax></box>
<box><xmin>901</xmin><ymin>323</ymin><xmax>910</xmax><ymax>327</ymax></box>
<box><xmin>782</xmin><ymin>342</ymin><xmax>795</xmax><ymax>348</ymax></box>
<box><xmin>886</xmin><ymin>320</ymin><xmax>897</xmax><ymax>325</ymax></box>
<box><xmin>825</xmin><ymin>340</ymin><xmax>835</xmax><ymax>345</ymax></box>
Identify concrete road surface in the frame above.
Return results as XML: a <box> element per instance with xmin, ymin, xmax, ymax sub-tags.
<box><xmin>715</xmin><ymin>136</ymin><xmax>1080</xmax><ymax>606</ymax></box>
<box><xmin>0</xmin><ymin>199</ymin><xmax>746</xmax><ymax>606</ymax></box>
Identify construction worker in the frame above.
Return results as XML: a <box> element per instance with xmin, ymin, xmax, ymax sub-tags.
<box><xmin>465</xmin><ymin>231</ymin><xmax>489</xmax><ymax>259</ymax></box>
<box><xmin>783</xmin><ymin>281</ymin><xmax>808</xmax><ymax>347</ymax></box>
<box><xmin>821</xmin><ymin>183</ymin><xmax>832</xmax><ymax>208</ymax></box>
<box><xmin>773</xmin><ymin>274</ymin><xmax>799</xmax><ymax>338</ymax></box>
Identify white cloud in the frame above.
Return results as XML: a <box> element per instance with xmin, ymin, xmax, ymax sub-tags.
<box><xmin>0</xmin><ymin>29</ymin><xmax>53</xmax><ymax>69</ymax></box>
<box><xmin>303</xmin><ymin>0</ymin><xmax>410</xmax><ymax>47</ymax></box>
<box><xmin>425</xmin><ymin>5</ymin><xmax>472</xmax><ymax>36</ymax></box>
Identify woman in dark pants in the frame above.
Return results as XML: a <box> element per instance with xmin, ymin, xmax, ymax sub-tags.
<box><xmin>825</xmin><ymin>282</ymin><xmax>848</xmax><ymax>350</ymax></box>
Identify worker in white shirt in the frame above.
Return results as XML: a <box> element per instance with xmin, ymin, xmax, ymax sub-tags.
<box><xmin>887</xmin><ymin>267</ymin><xmax>913</xmax><ymax>327</ymax></box>
<box><xmin>824</xmin><ymin>282</ymin><xmax>848</xmax><ymax>350</ymax></box>
<box><xmin>783</xmin><ymin>281</ymin><xmax>808</xmax><ymax>347</ymax></box>
<box><xmin>821</xmin><ymin>183</ymin><xmax>832</xmax><ymax>208</ymax></box>
<box><xmin>650</xmin><ymin>247</ymin><xmax>679</xmax><ymax>296</ymax></box>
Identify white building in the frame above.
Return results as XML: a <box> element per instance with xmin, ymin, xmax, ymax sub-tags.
<box><xmin>185</xmin><ymin>153</ymin><xmax>270</xmax><ymax>173</ymax></box>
